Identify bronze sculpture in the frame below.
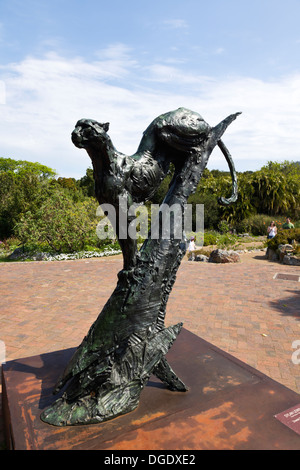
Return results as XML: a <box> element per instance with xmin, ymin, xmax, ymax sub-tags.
<box><xmin>41</xmin><ymin>107</ymin><xmax>240</xmax><ymax>426</ymax></box>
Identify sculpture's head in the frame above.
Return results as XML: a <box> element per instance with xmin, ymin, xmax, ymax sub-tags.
<box><xmin>71</xmin><ymin>119</ymin><xmax>110</xmax><ymax>149</ymax></box>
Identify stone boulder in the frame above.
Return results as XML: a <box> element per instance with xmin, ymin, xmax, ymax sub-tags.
<box><xmin>265</xmin><ymin>244</ymin><xmax>300</xmax><ymax>265</ymax></box>
<box><xmin>195</xmin><ymin>254</ymin><xmax>209</xmax><ymax>262</ymax></box>
<box><xmin>282</xmin><ymin>255</ymin><xmax>300</xmax><ymax>266</ymax></box>
<box><xmin>209</xmin><ymin>249</ymin><xmax>240</xmax><ymax>264</ymax></box>
<box><xmin>277</xmin><ymin>244</ymin><xmax>294</xmax><ymax>262</ymax></box>
<box><xmin>7</xmin><ymin>248</ymin><xmax>51</xmax><ymax>261</ymax></box>
<box><xmin>266</xmin><ymin>247</ymin><xmax>279</xmax><ymax>261</ymax></box>
<box><xmin>7</xmin><ymin>247</ymin><xmax>25</xmax><ymax>260</ymax></box>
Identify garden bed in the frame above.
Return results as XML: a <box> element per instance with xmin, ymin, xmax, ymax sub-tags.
<box><xmin>186</xmin><ymin>235</ymin><xmax>266</xmax><ymax>260</ymax></box>
<box><xmin>1</xmin><ymin>234</ymin><xmax>267</xmax><ymax>263</ymax></box>
<box><xmin>0</xmin><ymin>245</ymin><xmax>122</xmax><ymax>262</ymax></box>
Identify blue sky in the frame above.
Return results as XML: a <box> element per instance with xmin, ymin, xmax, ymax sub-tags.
<box><xmin>1</xmin><ymin>0</ymin><xmax>300</xmax><ymax>178</ymax></box>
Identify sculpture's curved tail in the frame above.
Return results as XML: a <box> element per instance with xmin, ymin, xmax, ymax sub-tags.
<box><xmin>217</xmin><ymin>139</ymin><xmax>238</xmax><ymax>205</ymax></box>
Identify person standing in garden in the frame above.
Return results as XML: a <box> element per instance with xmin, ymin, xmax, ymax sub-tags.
<box><xmin>267</xmin><ymin>221</ymin><xmax>277</xmax><ymax>239</ymax></box>
<box><xmin>282</xmin><ymin>217</ymin><xmax>294</xmax><ymax>229</ymax></box>
<box><xmin>188</xmin><ymin>236</ymin><xmax>196</xmax><ymax>260</ymax></box>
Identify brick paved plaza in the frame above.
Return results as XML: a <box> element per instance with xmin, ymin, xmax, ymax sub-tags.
<box><xmin>1</xmin><ymin>252</ymin><xmax>300</xmax><ymax>446</ymax></box>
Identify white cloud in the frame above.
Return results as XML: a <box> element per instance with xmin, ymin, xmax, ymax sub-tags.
<box><xmin>200</xmin><ymin>75</ymin><xmax>300</xmax><ymax>167</ymax></box>
<box><xmin>163</xmin><ymin>19</ymin><xmax>189</xmax><ymax>29</ymax></box>
<box><xmin>0</xmin><ymin>80</ymin><xmax>5</xmax><ymax>104</ymax></box>
<box><xmin>95</xmin><ymin>43</ymin><xmax>134</xmax><ymax>61</ymax></box>
<box><xmin>214</xmin><ymin>47</ymin><xmax>225</xmax><ymax>55</ymax></box>
<box><xmin>0</xmin><ymin>49</ymin><xmax>299</xmax><ymax>178</ymax></box>
<box><xmin>0</xmin><ymin>22</ymin><xmax>4</xmax><ymax>43</ymax></box>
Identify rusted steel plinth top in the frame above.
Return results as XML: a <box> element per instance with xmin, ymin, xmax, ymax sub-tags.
<box><xmin>2</xmin><ymin>328</ymin><xmax>300</xmax><ymax>450</ymax></box>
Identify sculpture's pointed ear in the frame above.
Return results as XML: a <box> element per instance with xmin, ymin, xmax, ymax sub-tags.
<box><xmin>103</xmin><ymin>122</ymin><xmax>110</xmax><ymax>132</ymax></box>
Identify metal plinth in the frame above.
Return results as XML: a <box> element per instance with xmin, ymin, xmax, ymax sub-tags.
<box><xmin>2</xmin><ymin>328</ymin><xmax>300</xmax><ymax>450</ymax></box>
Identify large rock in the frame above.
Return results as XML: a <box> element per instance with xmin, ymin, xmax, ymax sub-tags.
<box><xmin>282</xmin><ymin>255</ymin><xmax>300</xmax><ymax>266</ymax></box>
<box><xmin>195</xmin><ymin>254</ymin><xmax>209</xmax><ymax>262</ymax></box>
<box><xmin>266</xmin><ymin>247</ymin><xmax>278</xmax><ymax>261</ymax></box>
<box><xmin>7</xmin><ymin>247</ymin><xmax>25</xmax><ymax>260</ymax></box>
<box><xmin>266</xmin><ymin>244</ymin><xmax>300</xmax><ymax>265</ymax></box>
<box><xmin>209</xmin><ymin>249</ymin><xmax>240</xmax><ymax>264</ymax></box>
<box><xmin>7</xmin><ymin>248</ymin><xmax>51</xmax><ymax>261</ymax></box>
<box><xmin>277</xmin><ymin>244</ymin><xmax>294</xmax><ymax>262</ymax></box>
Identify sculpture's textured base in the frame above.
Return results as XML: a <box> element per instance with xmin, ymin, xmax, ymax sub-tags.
<box><xmin>3</xmin><ymin>329</ymin><xmax>300</xmax><ymax>450</ymax></box>
<box><xmin>40</xmin><ymin>324</ymin><xmax>185</xmax><ymax>426</ymax></box>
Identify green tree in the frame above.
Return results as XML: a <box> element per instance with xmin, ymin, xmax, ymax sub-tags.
<box><xmin>187</xmin><ymin>169</ymin><xmax>220</xmax><ymax>229</ymax></box>
<box><xmin>0</xmin><ymin>157</ymin><xmax>56</xmax><ymax>179</ymax></box>
<box><xmin>251</xmin><ymin>161</ymin><xmax>300</xmax><ymax>216</ymax></box>
<box><xmin>220</xmin><ymin>172</ymin><xmax>256</xmax><ymax>224</ymax></box>
<box><xmin>78</xmin><ymin>168</ymin><xmax>95</xmax><ymax>197</ymax></box>
<box><xmin>15</xmin><ymin>188</ymin><xmax>99</xmax><ymax>253</ymax></box>
<box><xmin>0</xmin><ymin>158</ymin><xmax>57</xmax><ymax>238</ymax></box>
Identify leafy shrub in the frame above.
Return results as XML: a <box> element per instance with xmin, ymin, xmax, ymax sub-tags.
<box><xmin>216</xmin><ymin>233</ymin><xmax>238</xmax><ymax>248</ymax></box>
<box><xmin>0</xmin><ymin>237</ymin><xmax>21</xmax><ymax>251</ymax></box>
<box><xmin>15</xmin><ymin>190</ymin><xmax>100</xmax><ymax>253</ymax></box>
<box><xmin>187</xmin><ymin>192</ymin><xmax>221</xmax><ymax>230</ymax></box>
<box><xmin>267</xmin><ymin>228</ymin><xmax>300</xmax><ymax>251</ymax></box>
<box><xmin>0</xmin><ymin>158</ymin><xmax>57</xmax><ymax>239</ymax></box>
<box><xmin>218</xmin><ymin>220</ymin><xmax>230</xmax><ymax>234</ymax></box>
<box><xmin>294</xmin><ymin>244</ymin><xmax>300</xmax><ymax>257</ymax></box>
<box><xmin>203</xmin><ymin>231</ymin><xmax>217</xmax><ymax>246</ymax></box>
<box><xmin>191</xmin><ymin>248</ymin><xmax>213</xmax><ymax>258</ymax></box>
<box><xmin>235</xmin><ymin>214</ymin><xmax>287</xmax><ymax>236</ymax></box>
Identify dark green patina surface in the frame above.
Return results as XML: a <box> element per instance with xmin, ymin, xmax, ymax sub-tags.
<box><xmin>41</xmin><ymin>108</ymin><xmax>240</xmax><ymax>426</ymax></box>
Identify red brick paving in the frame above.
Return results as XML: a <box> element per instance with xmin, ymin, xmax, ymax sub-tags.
<box><xmin>1</xmin><ymin>252</ymin><xmax>300</xmax><ymax>446</ymax></box>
